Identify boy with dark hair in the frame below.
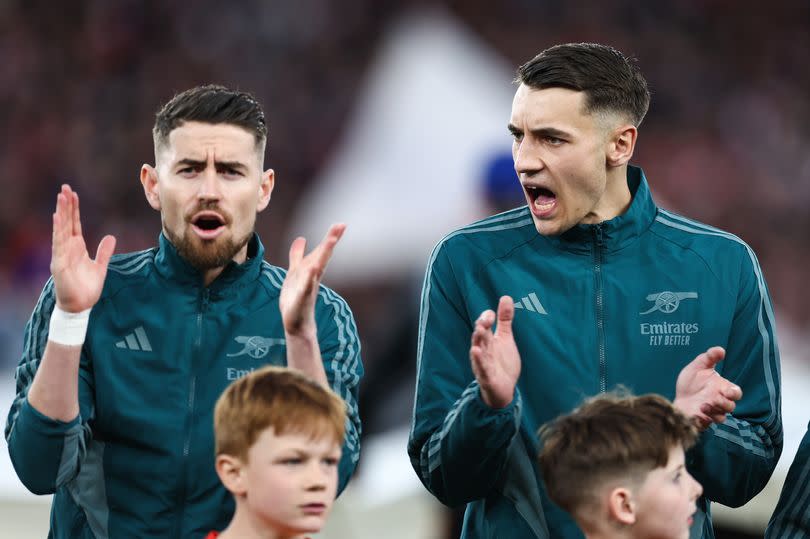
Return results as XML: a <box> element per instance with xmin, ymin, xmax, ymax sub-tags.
<box><xmin>208</xmin><ymin>365</ymin><xmax>346</xmax><ymax>539</ymax></box>
<box><xmin>539</xmin><ymin>393</ymin><xmax>702</xmax><ymax>539</ymax></box>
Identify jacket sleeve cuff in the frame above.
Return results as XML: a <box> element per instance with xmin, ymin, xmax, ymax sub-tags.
<box><xmin>471</xmin><ymin>385</ymin><xmax>523</xmax><ymax>428</ymax></box>
<box><xmin>19</xmin><ymin>398</ymin><xmax>81</xmax><ymax>433</ymax></box>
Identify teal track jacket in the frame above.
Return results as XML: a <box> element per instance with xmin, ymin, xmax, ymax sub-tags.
<box><xmin>767</xmin><ymin>421</ymin><xmax>810</xmax><ymax>537</ymax></box>
<box><xmin>409</xmin><ymin>166</ymin><xmax>781</xmax><ymax>539</ymax></box>
<box><xmin>5</xmin><ymin>233</ymin><xmax>362</xmax><ymax>539</ymax></box>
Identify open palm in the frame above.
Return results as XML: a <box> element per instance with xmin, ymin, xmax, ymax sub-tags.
<box><xmin>50</xmin><ymin>185</ymin><xmax>116</xmax><ymax>313</ymax></box>
<box><xmin>469</xmin><ymin>296</ymin><xmax>521</xmax><ymax>409</ymax></box>
<box><xmin>279</xmin><ymin>223</ymin><xmax>346</xmax><ymax>336</ymax></box>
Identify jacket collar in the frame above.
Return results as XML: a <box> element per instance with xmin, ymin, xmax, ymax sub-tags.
<box><xmin>154</xmin><ymin>232</ymin><xmax>265</xmax><ymax>291</ymax></box>
<box><xmin>540</xmin><ymin>165</ymin><xmax>657</xmax><ymax>253</ymax></box>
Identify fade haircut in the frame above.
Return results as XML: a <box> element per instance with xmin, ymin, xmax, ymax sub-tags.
<box><xmin>538</xmin><ymin>392</ymin><xmax>697</xmax><ymax>521</ymax></box>
<box><xmin>152</xmin><ymin>84</ymin><xmax>268</xmax><ymax>154</ymax></box>
<box><xmin>214</xmin><ymin>366</ymin><xmax>346</xmax><ymax>461</ymax></box>
<box><xmin>516</xmin><ymin>43</ymin><xmax>651</xmax><ymax>127</ymax></box>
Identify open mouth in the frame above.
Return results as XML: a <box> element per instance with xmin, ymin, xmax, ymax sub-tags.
<box><xmin>190</xmin><ymin>212</ymin><xmax>226</xmax><ymax>239</ymax></box>
<box><xmin>524</xmin><ymin>185</ymin><xmax>557</xmax><ymax>217</ymax></box>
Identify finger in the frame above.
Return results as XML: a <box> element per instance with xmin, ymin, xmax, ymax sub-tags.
<box><xmin>701</xmin><ymin>405</ymin><xmax>731</xmax><ymax>425</ymax></box>
<box><xmin>72</xmin><ymin>190</ymin><xmax>82</xmax><ymax>238</ymax></box>
<box><xmin>94</xmin><ymin>235</ymin><xmax>117</xmax><ymax>269</ymax></box>
<box><xmin>312</xmin><ymin>223</ymin><xmax>347</xmax><ymax>273</ymax></box>
<box><xmin>288</xmin><ymin>237</ymin><xmax>306</xmax><ymax>271</ymax></box>
<box><xmin>470</xmin><ymin>345</ymin><xmax>484</xmax><ymax>365</ymax></box>
<box><xmin>722</xmin><ymin>382</ymin><xmax>742</xmax><ymax>401</ymax></box>
<box><xmin>691</xmin><ymin>413</ymin><xmax>712</xmax><ymax>431</ymax></box>
<box><xmin>494</xmin><ymin>296</ymin><xmax>515</xmax><ymax>337</ymax></box>
<box><xmin>53</xmin><ymin>191</ymin><xmax>69</xmax><ymax>252</ymax></box>
<box><xmin>469</xmin><ymin>346</ymin><xmax>493</xmax><ymax>383</ymax></box>
<box><xmin>476</xmin><ymin>309</ymin><xmax>496</xmax><ymax>330</ymax></box>
<box><xmin>702</xmin><ymin>406</ymin><xmax>729</xmax><ymax>424</ymax></box>
<box><xmin>703</xmin><ymin>396</ymin><xmax>736</xmax><ymax>415</ymax></box>
<box><xmin>697</xmin><ymin>411</ymin><xmax>715</xmax><ymax>429</ymax></box>
<box><xmin>472</xmin><ymin>322</ymin><xmax>492</xmax><ymax>350</ymax></box>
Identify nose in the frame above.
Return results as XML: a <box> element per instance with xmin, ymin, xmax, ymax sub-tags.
<box><xmin>304</xmin><ymin>463</ymin><xmax>330</xmax><ymax>492</ymax></box>
<box><xmin>689</xmin><ymin>472</ymin><xmax>703</xmax><ymax>500</ymax></box>
<box><xmin>513</xmin><ymin>137</ymin><xmax>544</xmax><ymax>178</ymax></box>
<box><xmin>198</xmin><ymin>164</ymin><xmax>222</xmax><ymax>201</ymax></box>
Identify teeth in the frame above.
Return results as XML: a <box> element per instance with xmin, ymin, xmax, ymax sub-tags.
<box><xmin>534</xmin><ymin>199</ymin><xmax>554</xmax><ymax>211</ymax></box>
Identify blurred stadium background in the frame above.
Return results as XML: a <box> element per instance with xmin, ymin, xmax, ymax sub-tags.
<box><xmin>1</xmin><ymin>1</ymin><xmax>809</xmax><ymax>537</ymax></box>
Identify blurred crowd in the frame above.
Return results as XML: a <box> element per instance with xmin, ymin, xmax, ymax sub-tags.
<box><xmin>1</xmin><ymin>0</ymin><xmax>808</xmax><ymax>404</ymax></box>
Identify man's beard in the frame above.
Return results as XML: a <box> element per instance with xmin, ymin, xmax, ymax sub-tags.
<box><xmin>166</xmin><ymin>226</ymin><xmax>252</xmax><ymax>271</ymax></box>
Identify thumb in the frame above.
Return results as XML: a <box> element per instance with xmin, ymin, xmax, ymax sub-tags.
<box><xmin>95</xmin><ymin>235</ymin><xmax>117</xmax><ymax>269</ymax></box>
<box><xmin>694</xmin><ymin>346</ymin><xmax>726</xmax><ymax>370</ymax></box>
<box><xmin>494</xmin><ymin>296</ymin><xmax>514</xmax><ymax>337</ymax></box>
<box><xmin>288</xmin><ymin>237</ymin><xmax>306</xmax><ymax>271</ymax></box>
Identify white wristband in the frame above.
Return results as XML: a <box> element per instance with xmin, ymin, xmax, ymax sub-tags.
<box><xmin>48</xmin><ymin>305</ymin><xmax>91</xmax><ymax>346</ymax></box>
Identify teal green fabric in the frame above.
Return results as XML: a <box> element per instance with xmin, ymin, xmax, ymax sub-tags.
<box><xmin>767</xmin><ymin>421</ymin><xmax>810</xmax><ymax>537</ymax></box>
<box><xmin>408</xmin><ymin>166</ymin><xmax>781</xmax><ymax>538</ymax></box>
<box><xmin>6</xmin><ymin>233</ymin><xmax>362</xmax><ymax>539</ymax></box>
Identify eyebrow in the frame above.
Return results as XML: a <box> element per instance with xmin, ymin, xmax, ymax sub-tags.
<box><xmin>507</xmin><ymin>124</ymin><xmax>571</xmax><ymax>139</ymax></box>
<box><xmin>175</xmin><ymin>158</ymin><xmax>248</xmax><ymax>171</ymax></box>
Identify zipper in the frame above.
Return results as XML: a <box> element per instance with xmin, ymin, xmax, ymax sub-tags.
<box><xmin>175</xmin><ymin>287</ymin><xmax>209</xmax><ymax>536</ymax></box>
<box><xmin>593</xmin><ymin>225</ymin><xmax>606</xmax><ymax>393</ymax></box>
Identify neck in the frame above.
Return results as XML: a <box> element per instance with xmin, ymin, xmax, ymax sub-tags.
<box><xmin>584</xmin><ymin>519</ymin><xmax>633</xmax><ymax>539</ymax></box>
<box><xmin>218</xmin><ymin>504</ymin><xmax>308</xmax><ymax>539</ymax></box>
<box><xmin>582</xmin><ymin>165</ymin><xmax>631</xmax><ymax>224</ymax></box>
<box><xmin>586</xmin><ymin>529</ymin><xmax>629</xmax><ymax>539</ymax></box>
<box><xmin>202</xmin><ymin>267</ymin><xmax>226</xmax><ymax>287</ymax></box>
<box><xmin>201</xmin><ymin>240</ymin><xmax>250</xmax><ymax>287</ymax></box>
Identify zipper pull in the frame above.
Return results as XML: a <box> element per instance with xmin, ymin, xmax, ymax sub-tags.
<box><xmin>594</xmin><ymin>224</ymin><xmax>604</xmax><ymax>246</ymax></box>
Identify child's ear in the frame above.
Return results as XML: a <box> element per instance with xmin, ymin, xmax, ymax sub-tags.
<box><xmin>607</xmin><ymin>486</ymin><xmax>637</xmax><ymax>525</ymax></box>
<box><xmin>216</xmin><ymin>454</ymin><xmax>247</xmax><ymax>496</ymax></box>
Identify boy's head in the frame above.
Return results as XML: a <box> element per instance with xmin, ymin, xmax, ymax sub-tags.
<box><xmin>214</xmin><ymin>366</ymin><xmax>346</xmax><ymax>536</ymax></box>
<box><xmin>538</xmin><ymin>393</ymin><xmax>702</xmax><ymax>539</ymax></box>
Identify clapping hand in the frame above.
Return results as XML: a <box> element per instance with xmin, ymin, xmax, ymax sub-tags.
<box><xmin>469</xmin><ymin>296</ymin><xmax>521</xmax><ymax>409</ymax></box>
<box><xmin>279</xmin><ymin>223</ymin><xmax>346</xmax><ymax>337</ymax></box>
<box><xmin>673</xmin><ymin>346</ymin><xmax>742</xmax><ymax>430</ymax></box>
<box><xmin>50</xmin><ymin>185</ymin><xmax>116</xmax><ymax>313</ymax></box>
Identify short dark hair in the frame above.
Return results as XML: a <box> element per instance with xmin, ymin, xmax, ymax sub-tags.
<box><xmin>538</xmin><ymin>392</ymin><xmax>697</xmax><ymax>519</ymax></box>
<box><xmin>152</xmin><ymin>84</ymin><xmax>267</xmax><ymax>150</ymax></box>
<box><xmin>516</xmin><ymin>43</ymin><xmax>650</xmax><ymax>127</ymax></box>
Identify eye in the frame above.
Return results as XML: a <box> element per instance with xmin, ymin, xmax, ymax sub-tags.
<box><xmin>178</xmin><ymin>167</ymin><xmax>196</xmax><ymax>177</ymax></box>
<box><xmin>545</xmin><ymin>136</ymin><xmax>564</xmax><ymax>146</ymax></box>
<box><xmin>322</xmin><ymin>457</ymin><xmax>339</xmax><ymax>467</ymax></box>
<box><xmin>280</xmin><ymin>457</ymin><xmax>303</xmax><ymax>466</ymax></box>
<box><xmin>510</xmin><ymin>130</ymin><xmax>523</xmax><ymax>142</ymax></box>
<box><xmin>673</xmin><ymin>471</ymin><xmax>682</xmax><ymax>483</ymax></box>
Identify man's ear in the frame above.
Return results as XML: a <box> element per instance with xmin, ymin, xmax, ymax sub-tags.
<box><xmin>607</xmin><ymin>486</ymin><xmax>637</xmax><ymax>525</ymax></box>
<box><xmin>216</xmin><ymin>454</ymin><xmax>247</xmax><ymax>496</ymax></box>
<box><xmin>141</xmin><ymin>164</ymin><xmax>161</xmax><ymax>211</ymax></box>
<box><xmin>606</xmin><ymin>124</ymin><xmax>637</xmax><ymax>167</ymax></box>
<box><xmin>256</xmin><ymin>168</ymin><xmax>275</xmax><ymax>212</ymax></box>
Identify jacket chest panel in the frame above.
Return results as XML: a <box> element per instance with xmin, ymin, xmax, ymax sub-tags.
<box><xmin>467</xmin><ymin>247</ymin><xmax>735</xmax><ymax>425</ymax></box>
<box><xmin>88</xmin><ymin>299</ymin><xmax>288</xmax><ymax>439</ymax></box>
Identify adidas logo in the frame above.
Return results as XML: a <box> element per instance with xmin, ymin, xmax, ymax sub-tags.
<box><xmin>513</xmin><ymin>292</ymin><xmax>547</xmax><ymax>315</ymax></box>
<box><xmin>116</xmin><ymin>326</ymin><xmax>153</xmax><ymax>351</ymax></box>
